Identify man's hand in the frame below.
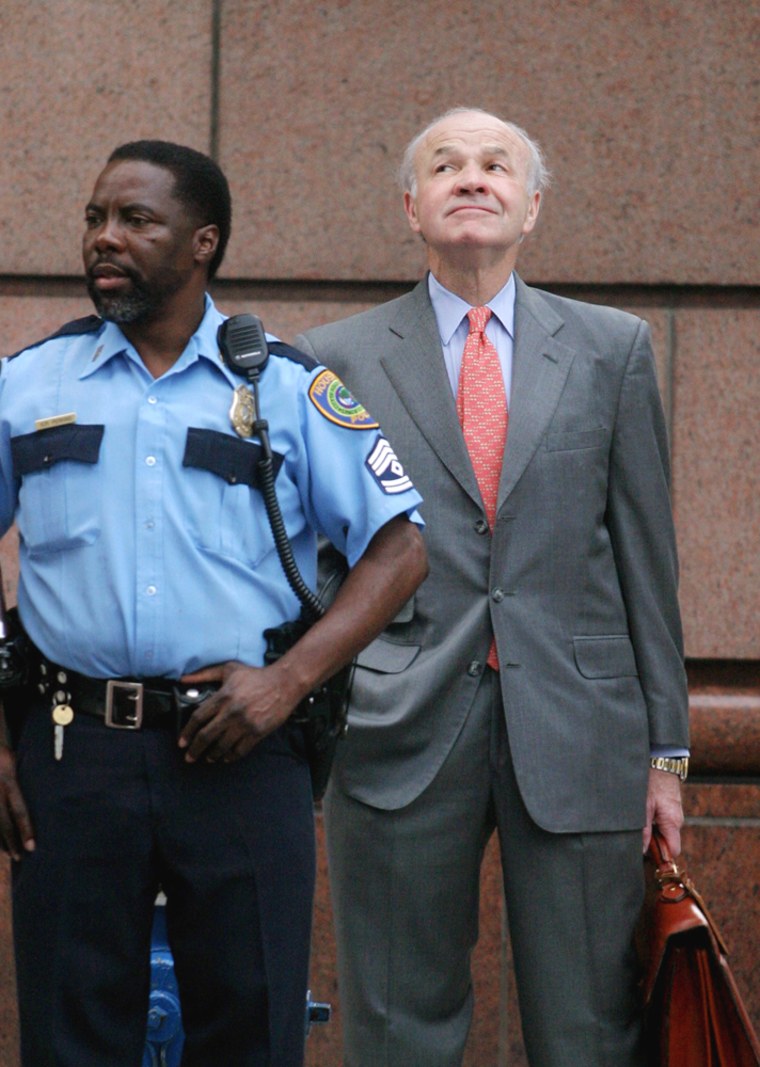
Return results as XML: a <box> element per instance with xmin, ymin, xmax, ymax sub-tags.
<box><xmin>178</xmin><ymin>660</ymin><xmax>299</xmax><ymax>764</ymax></box>
<box><xmin>178</xmin><ymin>515</ymin><xmax>427</xmax><ymax>767</ymax></box>
<box><xmin>0</xmin><ymin>742</ymin><xmax>34</xmax><ymax>861</ymax></box>
<box><xmin>643</xmin><ymin>767</ymin><xmax>684</xmax><ymax>857</ymax></box>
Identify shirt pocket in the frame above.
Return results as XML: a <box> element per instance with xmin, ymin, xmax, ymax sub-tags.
<box><xmin>11</xmin><ymin>424</ymin><xmax>104</xmax><ymax>554</ymax></box>
<box><xmin>182</xmin><ymin>427</ymin><xmax>284</xmax><ymax>567</ymax></box>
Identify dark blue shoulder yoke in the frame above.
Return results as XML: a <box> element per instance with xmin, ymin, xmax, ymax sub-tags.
<box><xmin>5</xmin><ymin>315</ymin><xmax>104</xmax><ymax>361</ymax></box>
<box><xmin>268</xmin><ymin>340</ymin><xmax>319</xmax><ymax>372</ymax></box>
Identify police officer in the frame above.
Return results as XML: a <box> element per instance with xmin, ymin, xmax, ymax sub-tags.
<box><xmin>0</xmin><ymin>140</ymin><xmax>427</xmax><ymax>1067</ymax></box>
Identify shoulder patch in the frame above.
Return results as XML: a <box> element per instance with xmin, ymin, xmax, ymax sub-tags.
<box><xmin>365</xmin><ymin>434</ymin><xmax>414</xmax><ymax>494</ymax></box>
<box><xmin>6</xmin><ymin>314</ymin><xmax>103</xmax><ymax>361</ymax></box>
<box><xmin>308</xmin><ymin>369</ymin><xmax>379</xmax><ymax>429</ymax></box>
<box><xmin>268</xmin><ymin>340</ymin><xmax>319</xmax><ymax>372</ymax></box>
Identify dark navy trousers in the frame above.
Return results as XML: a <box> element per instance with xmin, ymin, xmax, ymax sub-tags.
<box><xmin>12</xmin><ymin>701</ymin><xmax>315</xmax><ymax>1067</ymax></box>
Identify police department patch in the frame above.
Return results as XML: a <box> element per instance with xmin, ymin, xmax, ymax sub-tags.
<box><xmin>366</xmin><ymin>435</ymin><xmax>413</xmax><ymax>494</ymax></box>
<box><xmin>309</xmin><ymin>370</ymin><xmax>379</xmax><ymax>429</ymax></box>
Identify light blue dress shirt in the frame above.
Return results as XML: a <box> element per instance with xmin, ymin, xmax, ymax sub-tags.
<box><xmin>0</xmin><ymin>297</ymin><xmax>422</xmax><ymax>679</ymax></box>
<box><xmin>428</xmin><ymin>270</ymin><xmax>515</xmax><ymax>404</ymax></box>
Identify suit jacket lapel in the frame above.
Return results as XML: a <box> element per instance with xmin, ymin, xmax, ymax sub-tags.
<box><xmin>497</xmin><ymin>276</ymin><xmax>576</xmax><ymax>509</ymax></box>
<box><xmin>375</xmin><ymin>275</ymin><xmax>577</xmax><ymax>515</ymax></box>
<box><xmin>378</xmin><ymin>279</ymin><xmax>483</xmax><ymax>507</ymax></box>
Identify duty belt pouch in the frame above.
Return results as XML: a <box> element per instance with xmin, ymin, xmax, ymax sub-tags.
<box><xmin>0</xmin><ymin>605</ymin><xmax>34</xmax><ymax>747</ymax></box>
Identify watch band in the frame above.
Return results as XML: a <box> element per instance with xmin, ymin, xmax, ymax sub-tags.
<box><xmin>650</xmin><ymin>755</ymin><xmax>689</xmax><ymax>781</ymax></box>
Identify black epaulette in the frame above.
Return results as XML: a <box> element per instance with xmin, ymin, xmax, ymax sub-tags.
<box><xmin>4</xmin><ymin>314</ymin><xmax>104</xmax><ymax>361</ymax></box>
<box><xmin>268</xmin><ymin>340</ymin><xmax>319</xmax><ymax>372</ymax></box>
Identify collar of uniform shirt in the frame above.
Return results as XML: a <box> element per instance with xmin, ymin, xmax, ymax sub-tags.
<box><xmin>77</xmin><ymin>294</ymin><xmax>278</xmax><ymax>388</ymax></box>
<box><xmin>427</xmin><ymin>271</ymin><xmax>516</xmax><ymax>404</ymax></box>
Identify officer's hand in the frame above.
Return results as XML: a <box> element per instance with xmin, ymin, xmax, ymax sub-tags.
<box><xmin>177</xmin><ymin>661</ymin><xmax>296</xmax><ymax>764</ymax></box>
<box><xmin>0</xmin><ymin>744</ymin><xmax>35</xmax><ymax>861</ymax></box>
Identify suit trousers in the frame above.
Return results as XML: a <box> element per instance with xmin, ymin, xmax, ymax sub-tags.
<box><xmin>324</xmin><ymin>668</ymin><xmax>647</xmax><ymax>1067</ymax></box>
<box><xmin>12</xmin><ymin>700</ymin><xmax>315</xmax><ymax>1067</ymax></box>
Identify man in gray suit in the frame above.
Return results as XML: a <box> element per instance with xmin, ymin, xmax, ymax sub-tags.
<box><xmin>296</xmin><ymin>108</ymin><xmax>689</xmax><ymax>1067</ymax></box>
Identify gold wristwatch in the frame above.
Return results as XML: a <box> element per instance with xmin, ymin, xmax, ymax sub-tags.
<box><xmin>649</xmin><ymin>755</ymin><xmax>689</xmax><ymax>781</ymax></box>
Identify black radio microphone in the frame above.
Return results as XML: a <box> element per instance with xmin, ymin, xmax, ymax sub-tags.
<box><xmin>217</xmin><ymin>314</ymin><xmax>270</xmax><ymax>380</ymax></box>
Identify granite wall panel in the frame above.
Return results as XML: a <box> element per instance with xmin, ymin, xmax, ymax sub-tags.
<box><xmin>0</xmin><ymin>0</ymin><xmax>214</xmax><ymax>277</ymax></box>
<box><xmin>0</xmin><ymin>1</ymin><xmax>755</xmax><ymax>287</ymax></box>
<box><xmin>218</xmin><ymin>0</ymin><xmax>757</xmax><ymax>285</ymax></box>
<box><xmin>671</xmin><ymin>308</ymin><xmax>760</xmax><ymax>659</ymax></box>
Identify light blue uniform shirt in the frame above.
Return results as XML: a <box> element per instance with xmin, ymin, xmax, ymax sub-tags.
<box><xmin>0</xmin><ymin>297</ymin><xmax>422</xmax><ymax>679</ymax></box>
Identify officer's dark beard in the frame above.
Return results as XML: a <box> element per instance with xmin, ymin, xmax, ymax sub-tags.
<box><xmin>86</xmin><ymin>268</ymin><xmax>184</xmax><ymax>326</ymax></box>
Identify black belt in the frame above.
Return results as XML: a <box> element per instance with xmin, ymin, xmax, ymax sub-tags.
<box><xmin>35</xmin><ymin>656</ymin><xmax>216</xmax><ymax>731</ymax></box>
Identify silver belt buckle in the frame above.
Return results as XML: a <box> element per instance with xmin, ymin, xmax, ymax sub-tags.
<box><xmin>105</xmin><ymin>680</ymin><xmax>144</xmax><ymax>729</ymax></box>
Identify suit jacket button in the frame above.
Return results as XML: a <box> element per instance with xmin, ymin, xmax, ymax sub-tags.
<box><xmin>492</xmin><ymin>588</ymin><xmax>505</xmax><ymax>602</ymax></box>
<box><xmin>467</xmin><ymin>661</ymin><xmax>482</xmax><ymax>677</ymax></box>
<box><xmin>474</xmin><ymin>518</ymin><xmax>489</xmax><ymax>535</ymax></box>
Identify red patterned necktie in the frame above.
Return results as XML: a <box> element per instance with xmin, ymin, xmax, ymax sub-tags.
<box><xmin>456</xmin><ymin>305</ymin><xmax>508</xmax><ymax>670</ymax></box>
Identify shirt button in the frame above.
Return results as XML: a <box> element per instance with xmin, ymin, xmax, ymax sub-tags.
<box><xmin>145</xmin><ymin>520</ymin><xmax>155</xmax><ymax>530</ymax></box>
<box><xmin>148</xmin><ymin>396</ymin><xmax>158</xmax><ymax>405</ymax></box>
<box><xmin>467</xmin><ymin>661</ymin><xmax>482</xmax><ymax>677</ymax></box>
<box><xmin>146</xmin><ymin>585</ymin><xmax>157</xmax><ymax>597</ymax></box>
<box><xmin>492</xmin><ymin>588</ymin><xmax>505</xmax><ymax>603</ymax></box>
<box><xmin>474</xmin><ymin>519</ymin><xmax>489</xmax><ymax>535</ymax></box>
<box><xmin>146</xmin><ymin>456</ymin><xmax>156</xmax><ymax>467</ymax></box>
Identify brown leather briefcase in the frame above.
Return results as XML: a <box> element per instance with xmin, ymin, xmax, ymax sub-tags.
<box><xmin>637</xmin><ymin>828</ymin><xmax>760</xmax><ymax>1066</ymax></box>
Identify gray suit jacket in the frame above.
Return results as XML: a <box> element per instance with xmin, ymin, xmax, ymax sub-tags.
<box><xmin>296</xmin><ymin>275</ymin><xmax>688</xmax><ymax>832</ymax></box>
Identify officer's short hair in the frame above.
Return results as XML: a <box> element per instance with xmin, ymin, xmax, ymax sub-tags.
<box><xmin>108</xmin><ymin>140</ymin><xmax>232</xmax><ymax>279</ymax></box>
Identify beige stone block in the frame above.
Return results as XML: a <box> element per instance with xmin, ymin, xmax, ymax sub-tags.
<box><xmin>0</xmin><ymin>1</ymin><xmax>214</xmax><ymax>276</ymax></box>
<box><xmin>214</xmin><ymin>293</ymin><xmax>383</xmax><ymax>348</ymax></box>
<box><xmin>671</xmin><ymin>308</ymin><xmax>759</xmax><ymax>659</ymax></box>
<box><xmin>219</xmin><ymin>0</ymin><xmax>756</xmax><ymax>285</ymax></box>
<box><xmin>0</xmin><ymin>292</ymin><xmax>93</xmax><ymax>358</ymax></box>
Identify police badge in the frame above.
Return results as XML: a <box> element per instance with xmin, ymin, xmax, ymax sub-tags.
<box><xmin>229</xmin><ymin>384</ymin><xmax>255</xmax><ymax>438</ymax></box>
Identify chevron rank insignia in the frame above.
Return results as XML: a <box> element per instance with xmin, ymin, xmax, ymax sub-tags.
<box><xmin>308</xmin><ymin>369</ymin><xmax>379</xmax><ymax>429</ymax></box>
<box><xmin>365</xmin><ymin>434</ymin><xmax>413</xmax><ymax>494</ymax></box>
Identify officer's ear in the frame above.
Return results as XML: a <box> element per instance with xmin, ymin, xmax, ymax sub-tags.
<box><xmin>193</xmin><ymin>224</ymin><xmax>220</xmax><ymax>269</ymax></box>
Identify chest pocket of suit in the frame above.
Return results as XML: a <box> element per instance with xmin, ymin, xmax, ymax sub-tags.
<box><xmin>10</xmin><ymin>424</ymin><xmax>104</xmax><ymax>554</ymax></box>
<box><xmin>182</xmin><ymin>428</ymin><xmax>285</xmax><ymax>567</ymax></box>
<box><xmin>545</xmin><ymin>427</ymin><xmax>608</xmax><ymax>452</ymax></box>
